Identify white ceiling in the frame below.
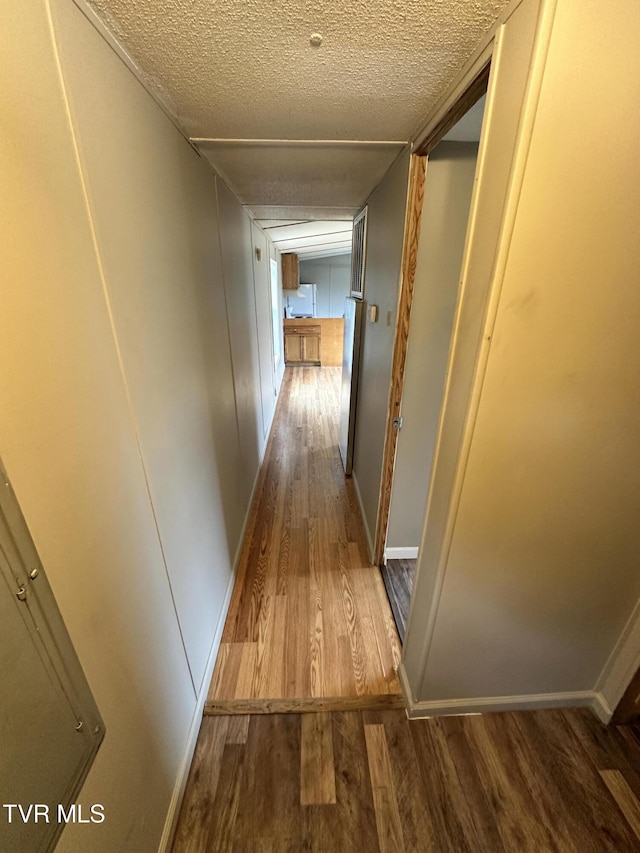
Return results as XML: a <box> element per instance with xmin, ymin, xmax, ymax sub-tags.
<box><xmin>195</xmin><ymin>140</ymin><xmax>406</xmax><ymax>212</ymax></box>
<box><xmin>82</xmin><ymin>0</ymin><xmax>508</xmax><ymax>220</ymax></box>
<box><xmin>259</xmin><ymin>219</ymin><xmax>353</xmax><ymax>261</ymax></box>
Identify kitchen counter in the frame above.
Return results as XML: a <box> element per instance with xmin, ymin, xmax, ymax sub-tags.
<box><xmin>283</xmin><ymin>318</ymin><xmax>344</xmax><ymax>367</ymax></box>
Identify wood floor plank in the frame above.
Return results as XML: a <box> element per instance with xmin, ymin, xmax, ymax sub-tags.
<box><xmin>234</xmin><ymin>643</ymin><xmax>258</xmax><ymax>699</ymax></box>
<box><xmin>496</xmin><ymin>712</ymin><xmax>579</xmax><ymax>852</ymax></box>
<box><xmin>600</xmin><ymin>769</ymin><xmax>640</xmax><ymax>842</ymax></box>
<box><xmin>175</xmin><ymin>709</ymin><xmax>640</xmax><ymax>853</ymax></box>
<box><xmin>172</xmin><ymin>716</ymin><xmax>230</xmax><ymax>853</ymax></box>
<box><xmin>564</xmin><ymin>707</ymin><xmax>640</xmax><ymax>801</ymax></box>
<box><xmin>207</xmin><ymin>367</ymin><xmax>402</xmax><ymax>706</ymax></box>
<box><xmin>335</xmin><ymin>541</ymin><xmax>369</xmax><ymax>696</ymax></box>
<box><xmin>285</xmin><ymin>575</ymin><xmax>310</xmax><ymax>699</ymax></box>
<box><xmin>300</xmin><ymin>712</ymin><xmax>336</xmax><ymax>805</ymax></box>
<box><xmin>232</xmin><ymin>840</ymin><xmax>274</xmax><ymax>853</ymax></box>
<box><xmin>266</xmin><ymin>594</ymin><xmax>287</xmax><ymax>697</ymax></box>
<box><xmin>410</xmin><ymin>716</ymin><xmax>488</xmax><ymax>853</ymax></box>
<box><xmin>431</xmin><ymin>715</ymin><xmax>506</xmax><ymax>852</ymax></box>
<box><xmin>517</xmin><ymin>709</ymin><xmax>637</xmax><ymax>851</ymax></box>
<box><xmin>461</xmin><ymin>713</ymin><xmax>556</xmax><ymax>852</ymax></box>
<box><xmin>361</xmin><ymin>614</ymin><xmax>388</xmax><ymax>695</ymax></box>
<box><xmin>328</xmin><ymin>712</ymin><xmax>381</xmax><ymax>853</ymax></box>
<box><xmin>225</xmin><ymin>715</ymin><xmax>250</xmax><ymax>745</ymax></box>
<box><xmin>204</xmin><ymin>743</ymin><xmax>245</xmax><ymax>853</ymax></box>
<box><xmin>309</xmin><ymin>580</ymin><xmax>325</xmax><ymax>698</ymax></box>
<box><xmin>364</xmin><ymin>724</ymin><xmax>405</xmax><ymax>852</ymax></box>
<box><xmin>207</xmin><ymin>642</ymin><xmax>243</xmax><ymax>703</ymax></box>
<box><xmin>511</xmin><ymin>710</ymin><xmax>620</xmax><ymax>851</ymax></box>
<box><xmin>382</xmin><ymin>715</ymin><xmax>436</xmax><ymax>851</ymax></box>
<box><xmin>233</xmin><ymin>715</ymin><xmax>302</xmax><ymax>844</ymax></box>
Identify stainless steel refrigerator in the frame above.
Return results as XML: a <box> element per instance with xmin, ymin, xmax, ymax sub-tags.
<box><xmin>339</xmin><ymin>297</ymin><xmax>364</xmax><ymax>474</ymax></box>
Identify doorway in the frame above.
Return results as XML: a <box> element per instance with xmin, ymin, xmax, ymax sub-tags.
<box><xmin>378</xmin><ymin>92</ymin><xmax>488</xmax><ymax>642</ymax></box>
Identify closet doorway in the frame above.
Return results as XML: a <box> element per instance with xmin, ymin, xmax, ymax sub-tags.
<box><xmin>379</xmin><ymin>87</ymin><xmax>488</xmax><ymax>642</ymax></box>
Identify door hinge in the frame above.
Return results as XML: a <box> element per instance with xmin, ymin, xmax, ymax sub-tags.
<box><xmin>392</xmin><ymin>416</ymin><xmax>403</xmax><ymax>430</ymax></box>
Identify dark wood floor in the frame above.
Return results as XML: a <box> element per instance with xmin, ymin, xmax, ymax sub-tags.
<box><xmin>172</xmin><ymin>707</ymin><xmax>640</xmax><ymax>852</ymax></box>
<box><xmin>380</xmin><ymin>559</ymin><xmax>416</xmax><ymax>643</ymax></box>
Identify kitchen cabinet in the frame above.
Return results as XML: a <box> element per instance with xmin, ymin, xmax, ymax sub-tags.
<box><xmin>284</xmin><ymin>323</ymin><xmax>321</xmax><ymax>365</ymax></box>
<box><xmin>281</xmin><ymin>253</ymin><xmax>299</xmax><ymax>290</ymax></box>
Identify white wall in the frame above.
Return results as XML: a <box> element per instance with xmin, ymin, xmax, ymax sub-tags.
<box><xmin>299</xmin><ymin>255</ymin><xmax>351</xmax><ymax>318</ymax></box>
<box><xmin>387</xmin><ymin>143</ymin><xmax>478</xmax><ymax>550</ymax></box>
<box><xmin>352</xmin><ymin>151</ymin><xmax>411</xmax><ymax>551</ymax></box>
<box><xmin>270</xmin><ymin>242</ymin><xmax>286</xmax><ymax>395</ymax></box>
<box><xmin>0</xmin><ymin>0</ymin><xmax>280</xmax><ymax>849</ymax></box>
<box><xmin>403</xmin><ymin>0</ymin><xmax>640</xmax><ymax>716</ymax></box>
<box><xmin>216</xmin><ymin>179</ymin><xmax>265</xmax><ymax>502</ymax></box>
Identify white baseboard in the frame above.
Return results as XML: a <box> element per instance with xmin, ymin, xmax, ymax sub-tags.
<box><xmin>595</xmin><ymin>596</ymin><xmax>640</xmax><ymax>719</ymax></box>
<box><xmin>590</xmin><ymin>692</ymin><xmax>614</xmax><ymax>725</ymax></box>
<box><xmin>398</xmin><ymin>662</ymin><xmax>598</xmax><ymax>719</ymax></box>
<box><xmin>397</xmin><ymin>661</ymin><xmax>413</xmax><ymax>711</ymax></box>
<box><xmin>158</xmin><ymin>382</ymin><xmax>280</xmax><ymax>852</ymax></box>
<box><xmin>384</xmin><ymin>547</ymin><xmax>419</xmax><ymax>563</ymax></box>
<box><xmin>158</xmin><ymin>565</ymin><xmax>234</xmax><ymax>852</ymax></box>
<box><xmin>351</xmin><ymin>471</ymin><xmax>374</xmax><ymax>563</ymax></box>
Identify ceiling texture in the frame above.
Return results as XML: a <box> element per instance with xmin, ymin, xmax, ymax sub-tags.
<box><xmin>81</xmin><ymin>0</ymin><xmax>509</xmax><ymax>253</ymax></box>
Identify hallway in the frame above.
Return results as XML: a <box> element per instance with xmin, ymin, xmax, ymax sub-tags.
<box><xmin>206</xmin><ymin>366</ymin><xmax>402</xmax><ymax>712</ymax></box>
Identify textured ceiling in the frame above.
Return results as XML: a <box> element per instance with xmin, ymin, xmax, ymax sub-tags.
<box><xmin>86</xmin><ymin>0</ymin><xmax>507</xmax><ymax>140</ymax></box>
<box><xmin>81</xmin><ymin>0</ymin><xmax>508</xmax><ymax>216</ymax></box>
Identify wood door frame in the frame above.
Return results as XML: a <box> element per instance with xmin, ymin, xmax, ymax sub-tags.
<box><xmin>372</xmin><ymin>75</ymin><xmax>489</xmax><ymax>567</ymax></box>
<box><xmin>373</xmin><ymin>154</ymin><xmax>426</xmax><ymax>565</ymax></box>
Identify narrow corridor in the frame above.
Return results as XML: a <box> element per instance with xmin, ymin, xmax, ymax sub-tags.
<box><xmin>206</xmin><ymin>366</ymin><xmax>402</xmax><ymax>713</ymax></box>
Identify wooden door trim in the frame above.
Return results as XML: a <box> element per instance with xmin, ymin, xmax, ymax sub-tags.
<box><xmin>373</xmin><ymin>154</ymin><xmax>427</xmax><ymax>565</ymax></box>
<box><xmin>415</xmin><ymin>63</ymin><xmax>491</xmax><ymax>156</ymax></box>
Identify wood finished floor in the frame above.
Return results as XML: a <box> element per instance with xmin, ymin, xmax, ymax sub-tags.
<box><xmin>172</xmin><ymin>707</ymin><xmax>640</xmax><ymax>852</ymax></box>
<box><xmin>206</xmin><ymin>367</ymin><xmax>402</xmax><ymax>713</ymax></box>
<box><xmin>380</xmin><ymin>559</ymin><xmax>417</xmax><ymax>644</ymax></box>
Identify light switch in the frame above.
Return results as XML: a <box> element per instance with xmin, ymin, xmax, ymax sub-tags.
<box><xmin>369</xmin><ymin>304</ymin><xmax>378</xmax><ymax>323</ymax></box>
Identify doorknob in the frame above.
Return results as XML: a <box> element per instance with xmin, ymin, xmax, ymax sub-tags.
<box><xmin>16</xmin><ymin>585</ymin><xmax>26</xmax><ymax>601</ymax></box>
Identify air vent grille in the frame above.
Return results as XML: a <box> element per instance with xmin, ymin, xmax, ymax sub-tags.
<box><xmin>350</xmin><ymin>206</ymin><xmax>368</xmax><ymax>299</ymax></box>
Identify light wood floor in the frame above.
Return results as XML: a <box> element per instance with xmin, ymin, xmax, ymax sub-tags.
<box><xmin>172</xmin><ymin>707</ymin><xmax>640</xmax><ymax>852</ymax></box>
<box><xmin>206</xmin><ymin>367</ymin><xmax>402</xmax><ymax>714</ymax></box>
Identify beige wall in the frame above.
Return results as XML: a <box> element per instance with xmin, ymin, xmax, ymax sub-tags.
<box><xmin>53</xmin><ymin>0</ymin><xmax>245</xmax><ymax>695</ymax></box>
<box><xmin>404</xmin><ymin>0</ymin><xmax>640</xmax><ymax>712</ymax></box>
<box><xmin>0</xmin><ymin>0</ymin><xmax>279</xmax><ymax>849</ymax></box>
<box><xmin>352</xmin><ymin>150</ymin><xmax>410</xmax><ymax>550</ymax></box>
<box><xmin>387</xmin><ymin>143</ymin><xmax>478</xmax><ymax>550</ymax></box>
